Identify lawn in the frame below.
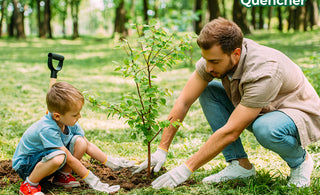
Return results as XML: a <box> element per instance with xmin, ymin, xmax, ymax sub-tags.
<box><xmin>0</xmin><ymin>29</ymin><xmax>320</xmax><ymax>194</ymax></box>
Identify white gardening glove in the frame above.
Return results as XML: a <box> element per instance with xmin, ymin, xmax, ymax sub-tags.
<box><xmin>152</xmin><ymin>163</ymin><xmax>193</xmax><ymax>189</ymax></box>
<box><xmin>104</xmin><ymin>156</ymin><xmax>137</xmax><ymax>171</ymax></box>
<box><xmin>83</xmin><ymin>171</ymin><xmax>120</xmax><ymax>193</ymax></box>
<box><xmin>132</xmin><ymin>148</ymin><xmax>167</xmax><ymax>174</ymax></box>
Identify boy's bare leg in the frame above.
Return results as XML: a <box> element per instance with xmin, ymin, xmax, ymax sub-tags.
<box><xmin>61</xmin><ymin>137</ymin><xmax>87</xmax><ymax>173</ymax></box>
<box><xmin>28</xmin><ymin>154</ymin><xmax>65</xmax><ymax>183</ymax></box>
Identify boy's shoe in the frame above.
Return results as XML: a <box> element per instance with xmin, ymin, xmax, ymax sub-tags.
<box><xmin>53</xmin><ymin>172</ymin><xmax>80</xmax><ymax>188</ymax></box>
<box><xmin>202</xmin><ymin>160</ymin><xmax>256</xmax><ymax>184</ymax></box>
<box><xmin>19</xmin><ymin>181</ymin><xmax>44</xmax><ymax>195</ymax></box>
<box><xmin>287</xmin><ymin>153</ymin><xmax>314</xmax><ymax>187</ymax></box>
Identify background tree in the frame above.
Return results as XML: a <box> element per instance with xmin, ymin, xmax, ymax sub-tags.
<box><xmin>193</xmin><ymin>0</ymin><xmax>202</xmax><ymax>35</ymax></box>
<box><xmin>143</xmin><ymin>0</ymin><xmax>148</xmax><ymax>24</ymax></box>
<box><xmin>232</xmin><ymin>0</ymin><xmax>250</xmax><ymax>34</ymax></box>
<box><xmin>12</xmin><ymin>0</ymin><xmax>26</xmax><ymax>38</ymax></box>
<box><xmin>70</xmin><ymin>0</ymin><xmax>81</xmax><ymax>39</ymax></box>
<box><xmin>113</xmin><ymin>0</ymin><xmax>128</xmax><ymax>38</ymax></box>
<box><xmin>0</xmin><ymin>0</ymin><xmax>6</xmax><ymax>37</ymax></box>
<box><xmin>207</xmin><ymin>0</ymin><xmax>220</xmax><ymax>20</ymax></box>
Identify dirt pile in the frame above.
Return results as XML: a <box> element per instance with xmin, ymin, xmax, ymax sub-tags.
<box><xmin>0</xmin><ymin>159</ymin><xmax>196</xmax><ymax>194</ymax></box>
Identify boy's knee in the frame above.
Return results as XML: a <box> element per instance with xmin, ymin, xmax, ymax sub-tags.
<box><xmin>51</xmin><ymin>154</ymin><xmax>66</xmax><ymax>167</ymax></box>
<box><xmin>73</xmin><ymin>136</ymin><xmax>87</xmax><ymax>153</ymax></box>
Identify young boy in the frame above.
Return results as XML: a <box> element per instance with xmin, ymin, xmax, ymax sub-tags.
<box><xmin>12</xmin><ymin>81</ymin><xmax>136</xmax><ymax>195</ymax></box>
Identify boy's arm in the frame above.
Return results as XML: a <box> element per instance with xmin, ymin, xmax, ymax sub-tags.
<box><xmin>83</xmin><ymin>137</ymin><xmax>137</xmax><ymax>171</ymax></box>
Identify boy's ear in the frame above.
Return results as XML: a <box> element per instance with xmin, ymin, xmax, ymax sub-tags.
<box><xmin>52</xmin><ymin>112</ymin><xmax>61</xmax><ymax>121</ymax></box>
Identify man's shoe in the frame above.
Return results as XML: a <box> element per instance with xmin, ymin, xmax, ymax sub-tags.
<box><xmin>53</xmin><ymin>172</ymin><xmax>80</xmax><ymax>188</ymax></box>
<box><xmin>19</xmin><ymin>181</ymin><xmax>44</xmax><ymax>195</ymax></box>
<box><xmin>202</xmin><ymin>160</ymin><xmax>256</xmax><ymax>184</ymax></box>
<box><xmin>287</xmin><ymin>153</ymin><xmax>314</xmax><ymax>187</ymax></box>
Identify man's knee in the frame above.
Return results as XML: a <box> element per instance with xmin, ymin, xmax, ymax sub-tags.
<box><xmin>252</xmin><ymin>121</ymin><xmax>276</xmax><ymax>147</ymax></box>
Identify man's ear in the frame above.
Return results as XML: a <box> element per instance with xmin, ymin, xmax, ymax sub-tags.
<box><xmin>232</xmin><ymin>48</ymin><xmax>241</xmax><ymax>65</ymax></box>
<box><xmin>52</xmin><ymin>112</ymin><xmax>61</xmax><ymax>121</ymax></box>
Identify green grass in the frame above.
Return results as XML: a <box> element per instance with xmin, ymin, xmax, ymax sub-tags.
<box><xmin>1</xmin><ymin>29</ymin><xmax>320</xmax><ymax>194</ymax></box>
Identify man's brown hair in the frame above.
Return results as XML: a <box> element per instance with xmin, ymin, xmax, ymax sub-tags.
<box><xmin>197</xmin><ymin>17</ymin><xmax>243</xmax><ymax>54</ymax></box>
<box><xmin>46</xmin><ymin>81</ymin><xmax>84</xmax><ymax>114</ymax></box>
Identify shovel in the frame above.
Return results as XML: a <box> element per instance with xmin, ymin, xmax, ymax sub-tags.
<box><xmin>48</xmin><ymin>52</ymin><xmax>64</xmax><ymax>88</ymax></box>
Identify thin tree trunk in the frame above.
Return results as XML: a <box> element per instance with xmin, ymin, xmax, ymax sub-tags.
<box><xmin>287</xmin><ymin>6</ymin><xmax>294</xmax><ymax>30</ymax></box>
<box><xmin>0</xmin><ymin>0</ymin><xmax>6</xmax><ymax>37</ymax></box>
<box><xmin>113</xmin><ymin>0</ymin><xmax>127</xmax><ymax>38</ymax></box>
<box><xmin>12</xmin><ymin>0</ymin><xmax>25</xmax><ymax>39</ymax></box>
<box><xmin>62</xmin><ymin>0</ymin><xmax>67</xmax><ymax>38</ymax></box>
<box><xmin>193</xmin><ymin>0</ymin><xmax>202</xmax><ymax>35</ymax></box>
<box><xmin>267</xmin><ymin>7</ymin><xmax>272</xmax><ymax>30</ymax></box>
<box><xmin>45</xmin><ymin>0</ymin><xmax>52</xmax><ymax>38</ymax></box>
<box><xmin>233</xmin><ymin>0</ymin><xmax>250</xmax><ymax>34</ymax></box>
<box><xmin>277</xmin><ymin>7</ymin><xmax>283</xmax><ymax>31</ymax></box>
<box><xmin>207</xmin><ymin>0</ymin><xmax>220</xmax><ymax>21</ymax></box>
<box><xmin>71</xmin><ymin>0</ymin><xmax>80</xmax><ymax>39</ymax></box>
<box><xmin>143</xmin><ymin>0</ymin><xmax>148</xmax><ymax>24</ymax></box>
<box><xmin>259</xmin><ymin>6</ymin><xmax>263</xmax><ymax>29</ymax></box>
<box><xmin>251</xmin><ymin>6</ymin><xmax>256</xmax><ymax>30</ymax></box>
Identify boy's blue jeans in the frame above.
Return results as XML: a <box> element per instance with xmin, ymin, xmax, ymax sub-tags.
<box><xmin>199</xmin><ymin>80</ymin><xmax>306</xmax><ymax>169</ymax></box>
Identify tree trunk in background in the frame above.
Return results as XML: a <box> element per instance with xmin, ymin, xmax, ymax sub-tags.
<box><xmin>251</xmin><ymin>6</ymin><xmax>256</xmax><ymax>30</ymax></box>
<box><xmin>310</xmin><ymin>0</ymin><xmax>319</xmax><ymax>29</ymax></box>
<box><xmin>293</xmin><ymin>6</ymin><xmax>305</xmax><ymax>31</ymax></box>
<box><xmin>267</xmin><ymin>7</ymin><xmax>272</xmax><ymax>29</ymax></box>
<box><xmin>143</xmin><ymin>0</ymin><xmax>148</xmax><ymax>24</ymax></box>
<box><xmin>61</xmin><ymin>0</ymin><xmax>68</xmax><ymax>38</ymax></box>
<box><xmin>233</xmin><ymin>0</ymin><xmax>250</xmax><ymax>34</ymax></box>
<box><xmin>221</xmin><ymin>0</ymin><xmax>226</xmax><ymax>18</ymax></box>
<box><xmin>45</xmin><ymin>0</ymin><xmax>52</xmax><ymax>38</ymax></box>
<box><xmin>113</xmin><ymin>0</ymin><xmax>127</xmax><ymax>38</ymax></box>
<box><xmin>12</xmin><ymin>0</ymin><xmax>25</xmax><ymax>39</ymax></box>
<box><xmin>207</xmin><ymin>0</ymin><xmax>220</xmax><ymax>21</ymax></box>
<box><xmin>0</xmin><ymin>0</ymin><xmax>6</xmax><ymax>37</ymax></box>
<box><xmin>36</xmin><ymin>0</ymin><xmax>45</xmax><ymax>37</ymax></box>
<box><xmin>287</xmin><ymin>6</ymin><xmax>294</xmax><ymax>30</ymax></box>
<box><xmin>71</xmin><ymin>0</ymin><xmax>80</xmax><ymax>39</ymax></box>
<box><xmin>277</xmin><ymin>6</ymin><xmax>283</xmax><ymax>31</ymax></box>
<box><xmin>154</xmin><ymin>0</ymin><xmax>159</xmax><ymax>18</ymax></box>
<box><xmin>193</xmin><ymin>0</ymin><xmax>202</xmax><ymax>35</ymax></box>
<box><xmin>259</xmin><ymin>6</ymin><xmax>263</xmax><ymax>29</ymax></box>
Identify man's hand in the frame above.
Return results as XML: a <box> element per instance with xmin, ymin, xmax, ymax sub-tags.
<box><xmin>152</xmin><ymin>163</ymin><xmax>192</xmax><ymax>189</ymax></box>
<box><xmin>132</xmin><ymin>148</ymin><xmax>168</xmax><ymax>174</ymax></box>
<box><xmin>83</xmin><ymin>171</ymin><xmax>120</xmax><ymax>193</ymax></box>
<box><xmin>105</xmin><ymin>156</ymin><xmax>138</xmax><ymax>171</ymax></box>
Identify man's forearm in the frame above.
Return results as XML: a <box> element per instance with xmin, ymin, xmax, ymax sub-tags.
<box><xmin>159</xmin><ymin>101</ymin><xmax>190</xmax><ymax>150</ymax></box>
<box><xmin>185</xmin><ymin>127</ymin><xmax>237</xmax><ymax>171</ymax></box>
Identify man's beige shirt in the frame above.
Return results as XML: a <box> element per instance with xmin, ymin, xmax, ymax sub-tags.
<box><xmin>196</xmin><ymin>38</ymin><xmax>320</xmax><ymax>147</ymax></box>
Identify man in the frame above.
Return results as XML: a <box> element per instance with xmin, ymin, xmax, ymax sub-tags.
<box><xmin>133</xmin><ymin>17</ymin><xmax>320</xmax><ymax>189</ymax></box>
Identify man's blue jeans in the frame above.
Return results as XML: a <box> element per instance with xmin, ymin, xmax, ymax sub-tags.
<box><xmin>199</xmin><ymin>80</ymin><xmax>306</xmax><ymax>169</ymax></box>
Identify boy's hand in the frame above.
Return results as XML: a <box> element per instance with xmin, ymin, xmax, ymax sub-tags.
<box><xmin>105</xmin><ymin>156</ymin><xmax>138</xmax><ymax>171</ymax></box>
<box><xmin>83</xmin><ymin>171</ymin><xmax>120</xmax><ymax>193</ymax></box>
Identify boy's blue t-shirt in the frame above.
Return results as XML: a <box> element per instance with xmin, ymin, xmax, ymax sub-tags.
<box><xmin>12</xmin><ymin>112</ymin><xmax>84</xmax><ymax>170</ymax></box>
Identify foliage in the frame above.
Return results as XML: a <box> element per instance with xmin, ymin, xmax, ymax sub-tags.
<box><xmin>88</xmin><ymin>20</ymin><xmax>195</xmax><ymax>146</ymax></box>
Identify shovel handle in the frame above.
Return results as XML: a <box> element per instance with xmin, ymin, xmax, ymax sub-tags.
<box><xmin>48</xmin><ymin>53</ymin><xmax>64</xmax><ymax>79</ymax></box>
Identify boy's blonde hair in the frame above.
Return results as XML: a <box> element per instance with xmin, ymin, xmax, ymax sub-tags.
<box><xmin>46</xmin><ymin>81</ymin><xmax>84</xmax><ymax>114</ymax></box>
